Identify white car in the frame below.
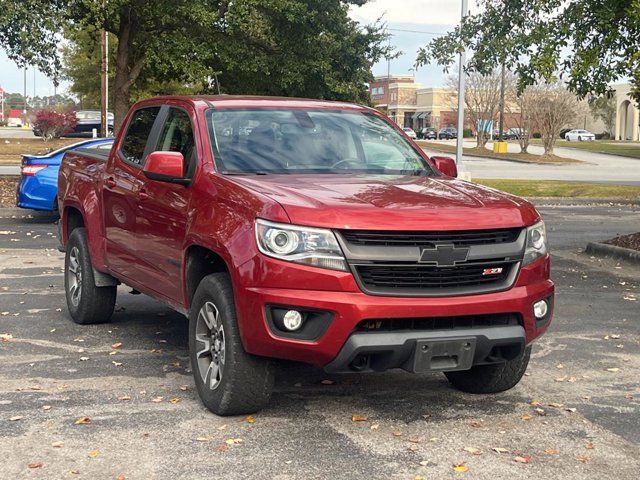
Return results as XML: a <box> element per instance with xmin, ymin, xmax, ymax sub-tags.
<box><xmin>565</xmin><ymin>129</ymin><xmax>595</xmax><ymax>141</ymax></box>
<box><xmin>7</xmin><ymin>118</ymin><xmax>23</xmax><ymax>127</ymax></box>
<box><xmin>402</xmin><ymin>127</ymin><xmax>417</xmax><ymax>139</ymax></box>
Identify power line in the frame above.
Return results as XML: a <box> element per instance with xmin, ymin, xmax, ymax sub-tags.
<box><xmin>386</xmin><ymin>27</ymin><xmax>444</xmax><ymax>36</ymax></box>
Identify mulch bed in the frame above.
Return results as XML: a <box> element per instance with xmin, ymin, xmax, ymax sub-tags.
<box><xmin>0</xmin><ymin>177</ymin><xmax>18</xmax><ymax>208</ymax></box>
<box><xmin>605</xmin><ymin>233</ymin><xmax>640</xmax><ymax>252</ymax></box>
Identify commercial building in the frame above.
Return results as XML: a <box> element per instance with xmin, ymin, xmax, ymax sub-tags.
<box><xmin>615</xmin><ymin>83</ymin><xmax>639</xmax><ymax>141</ymax></box>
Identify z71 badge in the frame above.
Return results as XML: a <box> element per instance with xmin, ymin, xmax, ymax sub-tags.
<box><xmin>482</xmin><ymin>267</ymin><xmax>504</xmax><ymax>276</ymax></box>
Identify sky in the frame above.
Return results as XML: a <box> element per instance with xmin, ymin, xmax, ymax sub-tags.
<box><xmin>0</xmin><ymin>0</ymin><xmax>475</xmax><ymax>97</ymax></box>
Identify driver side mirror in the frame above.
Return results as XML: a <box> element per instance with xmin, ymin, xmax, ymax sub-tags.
<box><xmin>143</xmin><ymin>151</ymin><xmax>189</xmax><ymax>184</ymax></box>
<box><xmin>431</xmin><ymin>156</ymin><xmax>458</xmax><ymax>178</ymax></box>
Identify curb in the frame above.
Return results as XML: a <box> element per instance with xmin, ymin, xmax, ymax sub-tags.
<box><xmin>529</xmin><ymin>197</ymin><xmax>640</xmax><ymax>207</ymax></box>
<box><xmin>585</xmin><ymin>241</ymin><xmax>640</xmax><ymax>265</ymax></box>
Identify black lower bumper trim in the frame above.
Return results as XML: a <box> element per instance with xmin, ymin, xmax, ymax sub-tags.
<box><xmin>324</xmin><ymin>325</ymin><xmax>526</xmax><ymax>374</ymax></box>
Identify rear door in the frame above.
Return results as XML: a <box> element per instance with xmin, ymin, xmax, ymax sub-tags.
<box><xmin>135</xmin><ymin>105</ymin><xmax>197</xmax><ymax>301</ymax></box>
<box><xmin>103</xmin><ymin>106</ymin><xmax>161</xmax><ymax>280</ymax></box>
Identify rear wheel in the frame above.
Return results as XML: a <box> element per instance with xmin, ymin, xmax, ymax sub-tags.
<box><xmin>444</xmin><ymin>345</ymin><xmax>531</xmax><ymax>394</ymax></box>
<box><xmin>64</xmin><ymin>228</ymin><xmax>116</xmax><ymax>324</ymax></box>
<box><xmin>189</xmin><ymin>273</ymin><xmax>274</xmax><ymax>415</ymax></box>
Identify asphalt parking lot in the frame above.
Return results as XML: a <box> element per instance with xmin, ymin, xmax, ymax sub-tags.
<box><xmin>1</xmin><ymin>203</ymin><xmax>639</xmax><ymax>479</ymax></box>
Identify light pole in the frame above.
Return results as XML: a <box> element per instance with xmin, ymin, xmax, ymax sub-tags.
<box><xmin>455</xmin><ymin>0</ymin><xmax>468</xmax><ymax>170</ymax></box>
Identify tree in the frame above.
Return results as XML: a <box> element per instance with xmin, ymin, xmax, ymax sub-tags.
<box><xmin>33</xmin><ymin>110</ymin><xmax>77</xmax><ymax>141</ymax></box>
<box><xmin>2</xmin><ymin>1</ymin><xmax>391</xmax><ymax>131</ymax></box>
<box><xmin>415</xmin><ymin>1</ymin><xmax>640</xmax><ymax>105</ymax></box>
<box><xmin>445</xmin><ymin>69</ymin><xmax>507</xmax><ymax>148</ymax></box>
<box><xmin>506</xmin><ymin>86</ymin><xmax>537</xmax><ymax>154</ymax></box>
<box><xmin>589</xmin><ymin>95</ymin><xmax>616</xmax><ymax>137</ymax></box>
<box><xmin>527</xmin><ymin>82</ymin><xmax>584</xmax><ymax>156</ymax></box>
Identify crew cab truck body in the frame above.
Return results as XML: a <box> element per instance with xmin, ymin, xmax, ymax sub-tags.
<box><xmin>58</xmin><ymin>96</ymin><xmax>554</xmax><ymax>415</ymax></box>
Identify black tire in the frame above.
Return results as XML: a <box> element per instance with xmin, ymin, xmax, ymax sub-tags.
<box><xmin>64</xmin><ymin>228</ymin><xmax>117</xmax><ymax>324</ymax></box>
<box><xmin>578</xmin><ymin>136</ymin><xmax>582</xmax><ymax>142</ymax></box>
<box><xmin>444</xmin><ymin>345</ymin><xmax>531</xmax><ymax>394</ymax></box>
<box><xmin>189</xmin><ymin>273</ymin><xmax>274</xmax><ymax>416</ymax></box>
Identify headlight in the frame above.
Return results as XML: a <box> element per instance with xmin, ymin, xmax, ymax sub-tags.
<box><xmin>523</xmin><ymin>221</ymin><xmax>548</xmax><ymax>265</ymax></box>
<box><xmin>255</xmin><ymin>219</ymin><xmax>348</xmax><ymax>271</ymax></box>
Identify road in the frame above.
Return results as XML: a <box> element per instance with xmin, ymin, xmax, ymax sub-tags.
<box><xmin>0</xmin><ymin>204</ymin><xmax>639</xmax><ymax>479</ymax></box>
<box><xmin>0</xmin><ymin>127</ymin><xmax>36</xmax><ymax>139</ymax></box>
<box><xmin>421</xmin><ymin>140</ymin><xmax>640</xmax><ymax>185</ymax></box>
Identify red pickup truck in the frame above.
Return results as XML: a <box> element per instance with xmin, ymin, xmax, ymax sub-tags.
<box><xmin>58</xmin><ymin>96</ymin><xmax>554</xmax><ymax>415</ymax></box>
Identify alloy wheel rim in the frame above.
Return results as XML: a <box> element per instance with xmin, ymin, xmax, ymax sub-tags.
<box><xmin>195</xmin><ymin>301</ymin><xmax>225</xmax><ymax>390</ymax></box>
<box><xmin>67</xmin><ymin>246</ymin><xmax>82</xmax><ymax>307</ymax></box>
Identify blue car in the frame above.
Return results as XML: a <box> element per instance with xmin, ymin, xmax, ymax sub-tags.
<box><xmin>16</xmin><ymin>138</ymin><xmax>114</xmax><ymax>212</ymax></box>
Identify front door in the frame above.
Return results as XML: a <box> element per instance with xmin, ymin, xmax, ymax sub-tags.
<box><xmin>136</xmin><ymin>105</ymin><xmax>196</xmax><ymax>302</ymax></box>
<box><xmin>103</xmin><ymin>106</ymin><xmax>161</xmax><ymax>280</ymax></box>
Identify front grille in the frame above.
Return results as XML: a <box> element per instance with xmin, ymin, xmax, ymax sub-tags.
<box><xmin>356</xmin><ymin>313</ymin><xmax>521</xmax><ymax>332</ymax></box>
<box><xmin>341</xmin><ymin>228</ymin><xmax>521</xmax><ymax>247</ymax></box>
<box><xmin>355</xmin><ymin>261</ymin><xmax>514</xmax><ymax>293</ymax></box>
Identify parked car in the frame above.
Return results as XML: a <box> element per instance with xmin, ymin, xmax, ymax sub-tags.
<box><xmin>506</xmin><ymin>128</ymin><xmax>527</xmax><ymax>140</ymax></box>
<box><xmin>58</xmin><ymin>96</ymin><xmax>554</xmax><ymax>416</ymax></box>
<box><xmin>7</xmin><ymin>117</ymin><xmax>23</xmax><ymax>127</ymax></box>
<box><xmin>16</xmin><ymin>138</ymin><xmax>114</xmax><ymax>212</ymax></box>
<box><xmin>438</xmin><ymin>127</ymin><xmax>457</xmax><ymax>139</ymax></box>
<box><xmin>419</xmin><ymin>127</ymin><xmax>437</xmax><ymax>140</ymax></box>
<box><xmin>564</xmin><ymin>129</ymin><xmax>595</xmax><ymax>141</ymax></box>
<box><xmin>402</xmin><ymin>127</ymin><xmax>417</xmax><ymax>139</ymax></box>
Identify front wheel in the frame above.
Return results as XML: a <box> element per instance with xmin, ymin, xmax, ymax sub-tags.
<box><xmin>444</xmin><ymin>345</ymin><xmax>531</xmax><ymax>394</ymax></box>
<box><xmin>64</xmin><ymin>228</ymin><xmax>116</xmax><ymax>324</ymax></box>
<box><xmin>189</xmin><ymin>273</ymin><xmax>274</xmax><ymax>415</ymax></box>
<box><xmin>578</xmin><ymin>136</ymin><xmax>583</xmax><ymax>142</ymax></box>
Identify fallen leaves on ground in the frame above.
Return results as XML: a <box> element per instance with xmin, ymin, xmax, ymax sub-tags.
<box><xmin>351</xmin><ymin>414</ymin><xmax>367</xmax><ymax>422</ymax></box>
<box><xmin>492</xmin><ymin>447</ymin><xmax>509</xmax><ymax>454</ymax></box>
<box><xmin>88</xmin><ymin>450</ymin><xmax>99</xmax><ymax>459</ymax></box>
<box><xmin>10</xmin><ymin>415</ymin><xmax>23</xmax><ymax>421</ymax></box>
<box><xmin>196</xmin><ymin>437</ymin><xmax>211</xmax><ymax>442</ymax></box>
<box><xmin>452</xmin><ymin>463</ymin><xmax>469</xmax><ymax>473</ymax></box>
<box><xmin>463</xmin><ymin>447</ymin><xmax>482</xmax><ymax>455</ymax></box>
<box><xmin>585</xmin><ymin>442</ymin><xmax>594</xmax><ymax>450</ymax></box>
<box><xmin>28</xmin><ymin>462</ymin><xmax>43</xmax><ymax>469</ymax></box>
<box><xmin>111</xmin><ymin>342</ymin><xmax>122</xmax><ymax>349</ymax></box>
<box><xmin>245</xmin><ymin>415</ymin><xmax>255</xmax><ymax>423</ymax></box>
<box><xmin>513</xmin><ymin>456</ymin><xmax>532</xmax><ymax>464</ymax></box>
<box><xmin>576</xmin><ymin>455</ymin><xmax>589</xmax><ymax>463</ymax></box>
<box><xmin>74</xmin><ymin>416</ymin><xmax>91</xmax><ymax>425</ymax></box>
<box><xmin>320</xmin><ymin>379</ymin><xmax>335</xmax><ymax>385</ymax></box>
<box><xmin>169</xmin><ymin>398</ymin><xmax>180</xmax><ymax>404</ymax></box>
<box><xmin>51</xmin><ymin>441</ymin><xmax>64</xmax><ymax>448</ymax></box>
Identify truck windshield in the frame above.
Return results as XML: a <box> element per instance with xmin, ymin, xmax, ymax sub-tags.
<box><xmin>206</xmin><ymin>108</ymin><xmax>433</xmax><ymax>175</ymax></box>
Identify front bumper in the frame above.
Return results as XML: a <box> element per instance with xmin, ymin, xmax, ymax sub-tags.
<box><xmin>324</xmin><ymin>325</ymin><xmax>526</xmax><ymax>373</ymax></box>
<box><xmin>235</xmin><ymin>254</ymin><xmax>554</xmax><ymax>368</ymax></box>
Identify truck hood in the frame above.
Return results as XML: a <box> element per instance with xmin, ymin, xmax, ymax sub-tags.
<box><xmin>230</xmin><ymin>174</ymin><xmax>539</xmax><ymax>230</ymax></box>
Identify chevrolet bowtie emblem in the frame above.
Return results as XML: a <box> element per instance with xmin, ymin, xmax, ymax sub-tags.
<box><xmin>419</xmin><ymin>244</ymin><xmax>469</xmax><ymax>267</ymax></box>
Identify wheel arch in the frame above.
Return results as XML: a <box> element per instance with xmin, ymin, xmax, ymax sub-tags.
<box><xmin>184</xmin><ymin>245</ymin><xmax>232</xmax><ymax>309</ymax></box>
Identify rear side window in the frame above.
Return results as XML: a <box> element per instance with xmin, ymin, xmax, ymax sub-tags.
<box><xmin>120</xmin><ymin>107</ymin><xmax>161</xmax><ymax>166</ymax></box>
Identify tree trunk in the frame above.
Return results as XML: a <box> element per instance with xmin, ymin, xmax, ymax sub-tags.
<box><xmin>112</xmin><ymin>15</ymin><xmax>145</xmax><ymax>134</ymax></box>
<box><xmin>542</xmin><ymin>135</ymin><xmax>555</xmax><ymax>156</ymax></box>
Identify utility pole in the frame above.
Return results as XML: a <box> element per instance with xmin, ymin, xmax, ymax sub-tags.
<box><xmin>498</xmin><ymin>62</ymin><xmax>506</xmax><ymax>141</ymax></box>
<box><xmin>100</xmin><ymin>0</ymin><xmax>109</xmax><ymax>137</ymax></box>
<box><xmin>455</xmin><ymin>0</ymin><xmax>469</xmax><ymax>169</ymax></box>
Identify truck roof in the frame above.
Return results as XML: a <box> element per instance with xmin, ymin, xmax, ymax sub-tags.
<box><xmin>135</xmin><ymin>95</ymin><xmax>371</xmax><ymax>112</ymax></box>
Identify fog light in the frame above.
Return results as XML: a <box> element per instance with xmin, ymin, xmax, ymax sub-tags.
<box><xmin>533</xmin><ymin>300</ymin><xmax>548</xmax><ymax>319</ymax></box>
<box><xmin>282</xmin><ymin>310</ymin><xmax>303</xmax><ymax>331</ymax></box>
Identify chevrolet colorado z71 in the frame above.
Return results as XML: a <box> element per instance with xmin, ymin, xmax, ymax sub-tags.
<box><xmin>58</xmin><ymin>96</ymin><xmax>554</xmax><ymax>415</ymax></box>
